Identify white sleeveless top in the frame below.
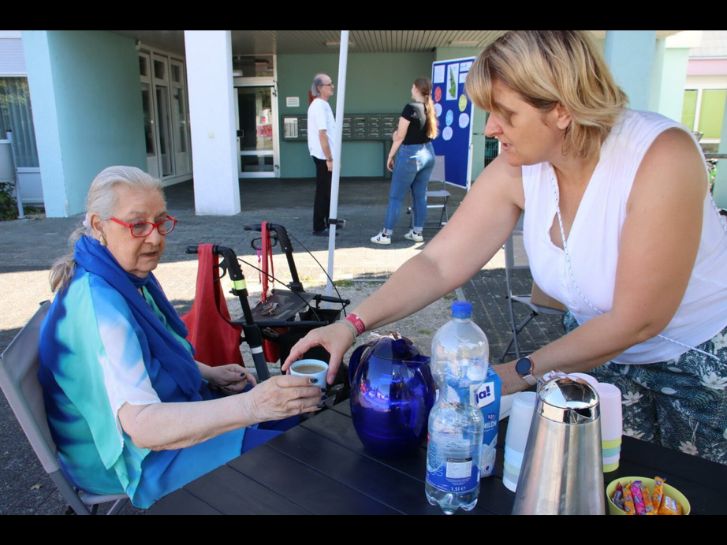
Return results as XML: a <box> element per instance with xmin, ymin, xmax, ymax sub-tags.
<box><xmin>522</xmin><ymin>109</ymin><xmax>727</xmax><ymax>364</ymax></box>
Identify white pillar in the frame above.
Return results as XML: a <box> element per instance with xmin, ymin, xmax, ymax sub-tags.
<box><xmin>604</xmin><ymin>31</ymin><xmax>656</xmax><ymax>111</ymax></box>
<box><xmin>325</xmin><ymin>30</ymin><xmax>349</xmax><ymax>296</ymax></box>
<box><xmin>184</xmin><ymin>31</ymin><xmax>240</xmax><ymax>215</ymax></box>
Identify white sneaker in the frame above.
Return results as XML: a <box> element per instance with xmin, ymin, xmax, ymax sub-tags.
<box><xmin>370</xmin><ymin>231</ymin><xmax>391</xmax><ymax>245</ymax></box>
<box><xmin>404</xmin><ymin>229</ymin><xmax>424</xmax><ymax>242</ymax></box>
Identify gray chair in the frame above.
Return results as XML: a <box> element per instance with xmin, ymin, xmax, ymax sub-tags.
<box><xmin>0</xmin><ymin>301</ymin><xmax>129</xmax><ymax>515</ymax></box>
<box><xmin>424</xmin><ymin>155</ymin><xmax>451</xmax><ymax>227</ymax></box>
<box><xmin>500</xmin><ymin>225</ymin><xmax>565</xmax><ymax>362</ymax></box>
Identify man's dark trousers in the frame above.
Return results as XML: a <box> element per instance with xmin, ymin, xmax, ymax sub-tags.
<box><xmin>312</xmin><ymin>156</ymin><xmax>331</xmax><ymax>233</ymax></box>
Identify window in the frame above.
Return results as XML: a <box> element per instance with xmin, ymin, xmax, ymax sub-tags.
<box><xmin>0</xmin><ymin>77</ymin><xmax>39</xmax><ymax>167</ymax></box>
<box><xmin>682</xmin><ymin>87</ymin><xmax>726</xmax><ymax>152</ymax></box>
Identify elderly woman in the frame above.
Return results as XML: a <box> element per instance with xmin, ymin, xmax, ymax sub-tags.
<box><xmin>38</xmin><ymin>166</ymin><xmax>323</xmax><ymax>508</ymax></box>
<box><xmin>285</xmin><ymin>31</ymin><xmax>727</xmax><ymax>464</ymax></box>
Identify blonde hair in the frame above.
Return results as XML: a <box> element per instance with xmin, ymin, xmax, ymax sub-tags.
<box><xmin>466</xmin><ymin>31</ymin><xmax>628</xmax><ymax>158</ymax></box>
<box><xmin>49</xmin><ymin>166</ymin><xmax>164</xmax><ymax>292</ymax></box>
<box><xmin>413</xmin><ymin>77</ymin><xmax>438</xmax><ymax>140</ymax></box>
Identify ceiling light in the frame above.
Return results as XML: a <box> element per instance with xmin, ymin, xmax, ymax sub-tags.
<box><xmin>448</xmin><ymin>40</ymin><xmax>479</xmax><ymax>47</ymax></box>
<box><xmin>324</xmin><ymin>40</ymin><xmax>355</xmax><ymax>48</ymax></box>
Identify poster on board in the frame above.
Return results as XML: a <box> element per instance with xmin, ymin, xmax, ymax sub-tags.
<box><xmin>431</xmin><ymin>57</ymin><xmax>475</xmax><ymax>189</ymax></box>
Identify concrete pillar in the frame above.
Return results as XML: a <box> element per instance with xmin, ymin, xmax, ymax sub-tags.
<box><xmin>22</xmin><ymin>31</ymin><xmax>145</xmax><ymax>218</ymax></box>
<box><xmin>21</xmin><ymin>31</ymin><xmax>68</xmax><ymax>217</ymax></box>
<box><xmin>184</xmin><ymin>31</ymin><xmax>240</xmax><ymax>215</ymax></box>
<box><xmin>604</xmin><ymin>31</ymin><xmax>657</xmax><ymax>111</ymax></box>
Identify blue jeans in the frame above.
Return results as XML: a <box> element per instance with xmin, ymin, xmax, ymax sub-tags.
<box><xmin>384</xmin><ymin>142</ymin><xmax>435</xmax><ymax>232</ymax></box>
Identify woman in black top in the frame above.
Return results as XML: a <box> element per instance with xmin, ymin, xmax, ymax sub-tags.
<box><xmin>371</xmin><ymin>77</ymin><xmax>439</xmax><ymax>245</ymax></box>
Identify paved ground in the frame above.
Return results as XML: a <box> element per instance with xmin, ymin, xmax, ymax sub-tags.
<box><xmin>0</xmin><ymin>176</ymin><xmax>563</xmax><ymax>515</ymax></box>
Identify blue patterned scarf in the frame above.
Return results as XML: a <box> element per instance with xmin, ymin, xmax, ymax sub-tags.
<box><xmin>73</xmin><ymin>235</ymin><xmax>202</xmax><ymax>400</ymax></box>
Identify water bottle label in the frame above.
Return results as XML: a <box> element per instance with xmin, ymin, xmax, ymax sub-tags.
<box><xmin>427</xmin><ymin>459</ymin><xmax>479</xmax><ymax>493</ymax></box>
<box><xmin>426</xmin><ymin>435</ymin><xmax>480</xmax><ymax>493</ymax></box>
<box><xmin>446</xmin><ymin>457</ymin><xmax>473</xmax><ymax>479</ymax></box>
<box><xmin>474</xmin><ymin>381</ymin><xmax>496</xmax><ymax>409</ymax></box>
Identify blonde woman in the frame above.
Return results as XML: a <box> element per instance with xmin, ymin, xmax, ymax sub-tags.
<box><xmin>371</xmin><ymin>77</ymin><xmax>439</xmax><ymax>245</ymax></box>
<box><xmin>286</xmin><ymin>31</ymin><xmax>727</xmax><ymax>464</ymax></box>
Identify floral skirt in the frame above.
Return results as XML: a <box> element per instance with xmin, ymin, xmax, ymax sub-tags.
<box><xmin>562</xmin><ymin>312</ymin><xmax>727</xmax><ymax>465</ymax></box>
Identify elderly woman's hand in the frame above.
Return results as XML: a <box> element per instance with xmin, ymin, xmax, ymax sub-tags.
<box><xmin>243</xmin><ymin>374</ymin><xmax>323</xmax><ymax>422</ymax></box>
<box><xmin>207</xmin><ymin>364</ymin><xmax>256</xmax><ymax>394</ymax></box>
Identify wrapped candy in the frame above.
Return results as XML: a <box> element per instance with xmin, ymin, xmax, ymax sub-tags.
<box><xmin>622</xmin><ymin>482</ymin><xmax>636</xmax><ymax>515</ymax></box>
<box><xmin>652</xmin><ymin>476</ymin><xmax>665</xmax><ymax>511</ymax></box>
<box><xmin>658</xmin><ymin>495</ymin><xmax>682</xmax><ymax>515</ymax></box>
<box><xmin>612</xmin><ymin>482</ymin><xmax>625</xmax><ymax>511</ymax></box>
<box><xmin>630</xmin><ymin>481</ymin><xmax>647</xmax><ymax>516</ymax></box>
<box><xmin>641</xmin><ymin>484</ymin><xmax>656</xmax><ymax>515</ymax></box>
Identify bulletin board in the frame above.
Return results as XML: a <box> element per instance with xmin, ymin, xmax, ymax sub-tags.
<box><xmin>431</xmin><ymin>57</ymin><xmax>475</xmax><ymax>189</ymax></box>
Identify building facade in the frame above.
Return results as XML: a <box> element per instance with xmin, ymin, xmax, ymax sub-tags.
<box><xmin>1</xmin><ymin>30</ymin><xmax>719</xmax><ymax>217</ymax></box>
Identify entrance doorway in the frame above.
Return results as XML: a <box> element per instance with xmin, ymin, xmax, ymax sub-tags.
<box><xmin>235</xmin><ymin>77</ymin><xmax>279</xmax><ymax>179</ymax></box>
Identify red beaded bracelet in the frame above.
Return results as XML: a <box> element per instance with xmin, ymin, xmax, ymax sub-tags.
<box><xmin>345</xmin><ymin>313</ymin><xmax>366</xmax><ymax>335</ymax></box>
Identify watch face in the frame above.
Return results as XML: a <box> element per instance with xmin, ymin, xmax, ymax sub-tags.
<box><xmin>515</xmin><ymin>357</ymin><xmax>532</xmax><ymax>377</ymax></box>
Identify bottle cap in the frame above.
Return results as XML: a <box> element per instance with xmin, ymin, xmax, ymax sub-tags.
<box><xmin>451</xmin><ymin>300</ymin><xmax>472</xmax><ymax>319</ymax></box>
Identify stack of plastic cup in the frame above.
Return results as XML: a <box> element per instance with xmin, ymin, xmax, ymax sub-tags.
<box><xmin>594</xmin><ymin>382</ymin><xmax>622</xmax><ymax>472</ymax></box>
<box><xmin>567</xmin><ymin>372</ymin><xmax>599</xmax><ymax>389</ymax></box>
<box><xmin>502</xmin><ymin>391</ymin><xmax>537</xmax><ymax>492</ymax></box>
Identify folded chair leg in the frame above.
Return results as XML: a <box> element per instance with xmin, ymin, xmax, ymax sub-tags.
<box><xmin>500</xmin><ymin>310</ymin><xmax>537</xmax><ymax>362</ymax></box>
<box><xmin>439</xmin><ymin>201</ymin><xmax>448</xmax><ymax>226</ymax></box>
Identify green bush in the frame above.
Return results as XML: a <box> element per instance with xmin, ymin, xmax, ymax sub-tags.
<box><xmin>0</xmin><ymin>182</ymin><xmax>18</xmax><ymax>220</ymax></box>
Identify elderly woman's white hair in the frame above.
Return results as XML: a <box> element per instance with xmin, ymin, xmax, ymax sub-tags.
<box><xmin>49</xmin><ymin>166</ymin><xmax>163</xmax><ymax>292</ymax></box>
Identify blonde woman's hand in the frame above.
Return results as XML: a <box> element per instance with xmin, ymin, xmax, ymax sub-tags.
<box><xmin>387</xmin><ymin>156</ymin><xmax>395</xmax><ymax>171</ymax></box>
<box><xmin>281</xmin><ymin>322</ymin><xmax>353</xmax><ymax>385</ymax></box>
<box><xmin>242</xmin><ymin>374</ymin><xmax>323</xmax><ymax>422</ymax></box>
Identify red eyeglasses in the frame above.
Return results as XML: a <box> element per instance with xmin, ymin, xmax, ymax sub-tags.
<box><xmin>109</xmin><ymin>215</ymin><xmax>177</xmax><ymax>238</ymax></box>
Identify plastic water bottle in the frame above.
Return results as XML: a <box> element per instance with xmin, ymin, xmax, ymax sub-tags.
<box><xmin>425</xmin><ymin>300</ymin><xmax>488</xmax><ymax>514</ymax></box>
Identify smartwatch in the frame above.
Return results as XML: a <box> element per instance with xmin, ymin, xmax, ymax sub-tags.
<box><xmin>515</xmin><ymin>356</ymin><xmax>537</xmax><ymax>386</ymax></box>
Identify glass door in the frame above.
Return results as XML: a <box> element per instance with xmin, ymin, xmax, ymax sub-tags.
<box><xmin>139</xmin><ymin>49</ymin><xmax>193</xmax><ymax>183</ymax></box>
<box><xmin>170</xmin><ymin>60</ymin><xmax>191</xmax><ymax>175</ymax></box>
<box><xmin>234</xmin><ymin>76</ymin><xmax>279</xmax><ymax>179</ymax></box>
<box><xmin>152</xmin><ymin>54</ymin><xmax>173</xmax><ymax>177</ymax></box>
<box><xmin>139</xmin><ymin>53</ymin><xmax>158</xmax><ymax>178</ymax></box>
<box><xmin>237</xmin><ymin>86</ymin><xmax>274</xmax><ymax>176</ymax></box>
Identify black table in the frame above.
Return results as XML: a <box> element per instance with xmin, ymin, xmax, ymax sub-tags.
<box><xmin>149</xmin><ymin>402</ymin><xmax>727</xmax><ymax>515</ymax></box>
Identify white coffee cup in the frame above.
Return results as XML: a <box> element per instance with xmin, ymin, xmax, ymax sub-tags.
<box><xmin>503</xmin><ymin>391</ymin><xmax>537</xmax><ymax>492</ymax></box>
<box><xmin>290</xmin><ymin>359</ymin><xmax>329</xmax><ymax>389</ymax></box>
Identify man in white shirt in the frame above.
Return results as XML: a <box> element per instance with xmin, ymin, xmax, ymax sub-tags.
<box><xmin>307</xmin><ymin>73</ymin><xmax>336</xmax><ymax>235</ymax></box>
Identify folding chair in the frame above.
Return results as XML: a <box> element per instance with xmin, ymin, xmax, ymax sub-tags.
<box><xmin>499</xmin><ymin>223</ymin><xmax>566</xmax><ymax>362</ymax></box>
<box><xmin>425</xmin><ymin>155</ymin><xmax>451</xmax><ymax>227</ymax></box>
<box><xmin>0</xmin><ymin>301</ymin><xmax>129</xmax><ymax>515</ymax></box>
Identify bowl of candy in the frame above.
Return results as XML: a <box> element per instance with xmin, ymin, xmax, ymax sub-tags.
<box><xmin>606</xmin><ymin>476</ymin><xmax>690</xmax><ymax>515</ymax></box>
